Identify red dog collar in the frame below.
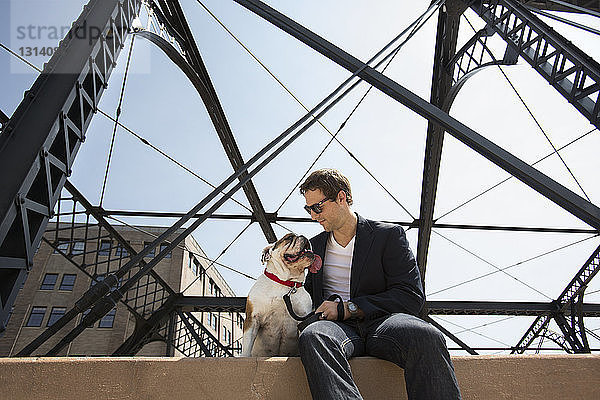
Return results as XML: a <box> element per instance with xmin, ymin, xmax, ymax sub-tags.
<box><xmin>264</xmin><ymin>269</ymin><xmax>303</xmax><ymax>288</ymax></box>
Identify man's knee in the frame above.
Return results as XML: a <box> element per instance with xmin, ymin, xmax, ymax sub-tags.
<box><xmin>298</xmin><ymin>325</ymin><xmax>318</xmax><ymax>351</ymax></box>
<box><xmin>298</xmin><ymin>321</ymin><xmax>353</xmax><ymax>355</ymax></box>
<box><xmin>298</xmin><ymin>321</ymin><xmax>332</xmax><ymax>351</ymax></box>
<box><xmin>413</xmin><ymin>322</ymin><xmax>446</xmax><ymax>349</ymax></box>
<box><xmin>382</xmin><ymin>314</ymin><xmax>447</xmax><ymax>350</ymax></box>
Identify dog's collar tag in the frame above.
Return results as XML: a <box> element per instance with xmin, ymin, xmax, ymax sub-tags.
<box><xmin>264</xmin><ymin>269</ymin><xmax>303</xmax><ymax>288</ymax></box>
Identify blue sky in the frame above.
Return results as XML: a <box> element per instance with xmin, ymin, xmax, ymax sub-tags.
<box><xmin>2</xmin><ymin>0</ymin><xmax>600</xmax><ymax>353</ymax></box>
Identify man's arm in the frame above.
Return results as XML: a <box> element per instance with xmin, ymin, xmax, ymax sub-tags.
<box><xmin>351</xmin><ymin>225</ymin><xmax>424</xmax><ymax>320</ymax></box>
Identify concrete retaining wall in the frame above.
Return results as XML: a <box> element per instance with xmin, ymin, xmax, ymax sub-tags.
<box><xmin>1</xmin><ymin>355</ymin><xmax>599</xmax><ymax>399</ymax></box>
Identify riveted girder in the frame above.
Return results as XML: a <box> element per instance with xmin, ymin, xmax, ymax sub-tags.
<box><xmin>471</xmin><ymin>0</ymin><xmax>600</xmax><ymax>129</ymax></box>
<box><xmin>0</xmin><ymin>0</ymin><xmax>142</xmax><ymax>334</ymax></box>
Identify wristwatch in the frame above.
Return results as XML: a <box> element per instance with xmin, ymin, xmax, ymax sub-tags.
<box><xmin>347</xmin><ymin>301</ymin><xmax>359</xmax><ymax>319</ymax></box>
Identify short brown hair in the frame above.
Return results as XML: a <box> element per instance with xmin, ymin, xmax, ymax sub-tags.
<box><xmin>299</xmin><ymin>169</ymin><xmax>353</xmax><ymax>205</ymax></box>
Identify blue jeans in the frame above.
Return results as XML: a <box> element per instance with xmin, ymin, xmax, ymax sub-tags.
<box><xmin>298</xmin><ymin>313</ymin><xmax>461</xmax><ymax>400</ymax></box>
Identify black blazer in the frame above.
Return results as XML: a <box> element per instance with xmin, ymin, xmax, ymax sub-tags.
<box><xmin>305</xmin><ymin>214</ymin><xmax>424</xmax><ymax>320</ymax></box>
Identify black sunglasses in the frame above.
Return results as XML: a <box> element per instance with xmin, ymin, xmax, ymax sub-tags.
<box><xmin>304</xmin><ymin>198</ymin><xmax>333</xmax><ymax>215</ymax></box>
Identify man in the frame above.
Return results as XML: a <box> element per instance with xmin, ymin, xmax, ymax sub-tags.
<box><xmin>298</xmin><ymin>169</ymin><xmax>461</xmax><ymax>400</ymax></box>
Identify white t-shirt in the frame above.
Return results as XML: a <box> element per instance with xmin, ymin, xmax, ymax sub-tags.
<box><xmin>322</xmin><ymin>233</ymin><xmax>355</xmax><ymax>301</ymax></box>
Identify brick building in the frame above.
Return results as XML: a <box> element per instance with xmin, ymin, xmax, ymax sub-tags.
<box><xmin>0</xmin><ymin>224</ymin><xmax>244</xmax><ymax>357</ymax></box>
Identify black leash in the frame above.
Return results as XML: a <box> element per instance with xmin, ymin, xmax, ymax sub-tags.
<box><xmin>283</xmin><ymin>288</ymin><xmax>345</xmax><ymax>331</ymax></box>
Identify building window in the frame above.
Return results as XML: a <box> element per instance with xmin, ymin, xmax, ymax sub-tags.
<box><xmin>71</xmin><ymin>240</ymin><xmax>85</xmax><ymax>255</ymax></box>
<box><xmin>223</xmin><ymin>327</ymin><xmax>232</xmax><ymax>344</ymax></box>
<box><xmin>189</xmin><ymin>254</ymin><xmax>199</xmax><ymax>276</ymax></box>
<box><xmin>98</xmin><ymin>308</ymin><xmax>116</xmax><ymax>328</ymax></box>
<box><xmin>47</xmin><ymin>307</ymin><xmax>66</xmax><ymax>327</ymax></box>
<box><xmin>53</xmin><ymin>239</ymin><xmax>70</xmax><ymax>254</ymax></box>
<box><xmin>114</xmin><ymin>243</ymin><xmax>129</xmax><ymax>258</ymax></box>
<box><xmin>98</xmin><ymin>240</ymin><xmax>112</xmax><ymax>256</ymax></box>
<box><xmin>143</xmin><ymin>242</ymin><xmax>155</xmax><ymax>258</ymax></box>
<box><xmin>210</xmin><ymin>279</ymin><xmax>221</xmax><ymax>297</ymax></box>
<box><xmin>237</xmin><ymin>314</ymin><xmax>244</xmax><ymax>330</ymax></box>
<box><xmin>26</xmin><ymin>306</ymin><xmax>47</xmax><ymax>327</ymax></box>
<box><xmin>207</xmin><ymin>312</ymin><xmax>218</xmax><ymax>330</ymax></box>
<box><xmin>59</xmin><ymin>274</ymin><xmax>77</xmax><ymax>291</ymax></box>
<box><xmin>40</xmin><ymin>273</ymin><xmax>59</xmax><ymax>290</ymax></box>
<box><xmin>160</xmin><ymin>243</ymin><xmax>172</xmax><ymax>259</ymax></box>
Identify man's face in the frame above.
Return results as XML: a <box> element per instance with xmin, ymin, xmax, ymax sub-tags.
<box><xmin>303</xmin><ymin>189</ymin><xmax>340</xmax><ymax>232</ymax></box>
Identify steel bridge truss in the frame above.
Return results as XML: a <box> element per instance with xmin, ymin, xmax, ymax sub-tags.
<box><xmin>0</xmin><ymin>0</ymin><xmax>142</xmax><ymax>334</ymax></box>
<box><xmin>15</xmin><ymin>180</ymin><xmax>233</xmax><ymax>357</ymax></box>
<box><xmin>1</xmin><ymin>0</ymin><xmax>600</xmax><ymax>355</ymax></box>
<box><xmin>513</xmin><ymin>242</ymin><xmax>600</xmax><ymax>353</ymax></box>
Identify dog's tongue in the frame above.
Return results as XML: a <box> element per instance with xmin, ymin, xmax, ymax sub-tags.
<box><xmin>309</xmin><ymin>254</ymin><xmax>322</xmax><ymax>273</ymax></box>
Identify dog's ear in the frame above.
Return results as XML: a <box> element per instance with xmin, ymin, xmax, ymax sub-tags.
<box><xmin>261</xmin><ymin>244</ymin><xmax>273</xmax><ymax>264</ymax></box>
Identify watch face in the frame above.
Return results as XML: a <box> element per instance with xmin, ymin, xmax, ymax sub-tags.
<box><xmin>348</xmin><ymin>302</ymin><xmax>357</xmax><ymax>312</ymax></box>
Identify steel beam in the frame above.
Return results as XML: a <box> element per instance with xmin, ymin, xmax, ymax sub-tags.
<box><xmin>520</xmin><ymin>0</ymin><xmax>600</xmax><ymax>14</ymax></box>
<box><xmin>0</xmin><ymin>0</ymin><xmax>141</xmax><ymax>333</ymax></box>
<box><xmin>175</xmin><ymin>296</ymin><xmax>600</xmax><ymax>317</ymax></box>
<box><xmin>428</xmin><ymin>300</ymin><xmax>600</xmax><ymax>316</ymax></box>
<box><xmin>424</xmin><ymin>315</ymin><xmax>479</xmax><ymax>354</ymax></box>
<box><xmin>101</xmin><ymin>209</ymin><xmax>599</xmax><ymax>233</ymax></box>
<box><xmin>0</xmin><ymin>108</ymin><xmax>8</xmax><ymax>129</ymax></box>
<box><xmin>417</xmin><ymin>2</ymin><xmax>466</xmax><ymax>289</ymax></box>
<box><xmin>232</xmin><ymin>0</ymin><xmax>600</xmax><ymax>232</ymax></box>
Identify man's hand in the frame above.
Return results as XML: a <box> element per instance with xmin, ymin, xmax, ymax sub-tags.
<box><xmin>316</xmin><ymin>300</ymin><xmax>350</xmax><ymax>321</ymax></box>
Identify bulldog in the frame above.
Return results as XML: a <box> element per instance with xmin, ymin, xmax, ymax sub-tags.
<box><xmin>241</xmin><ymin>233</ymin><xmax>322</xmax><ymax>357</ymax></box>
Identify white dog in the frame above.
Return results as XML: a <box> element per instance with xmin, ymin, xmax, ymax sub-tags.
<box><xmin>241</xmin><ymin>233</ymin><xmax>322</xmax><ymax>357</ymax></box>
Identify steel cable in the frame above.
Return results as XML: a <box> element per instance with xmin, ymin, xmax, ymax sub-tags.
<box><xmin>96</xmin><ymin>110</ymin><xmax>253</xmax><ymax>213</ymax></box>
<box><xmin>435</xmin><ymin>127</ymin><xmax>597</xmax><ymax>221</ymax></box>
<box><xmin>432</xmin><ymin>315</ymin><xmax>512</xmax><ymax>347</ymax></box>
<box><xmin>431</xmin><ymin>230</ymin><xmax>553</xmax><ymax>300</ymax></box>
<box><xmin>100</xmin><ymin>35</ymin><xmax>136</xmax><ymax>207</ymax></box>
<box><xmin>427</xmin><ymin>233</ymin><xmax>599</xmax><ymax>297</ymax></box>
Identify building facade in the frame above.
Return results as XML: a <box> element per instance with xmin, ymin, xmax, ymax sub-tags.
<box><xmin>0</xmin><ymin>224</ymin><xmax>244</xmax><ymax>357</ymax></box>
